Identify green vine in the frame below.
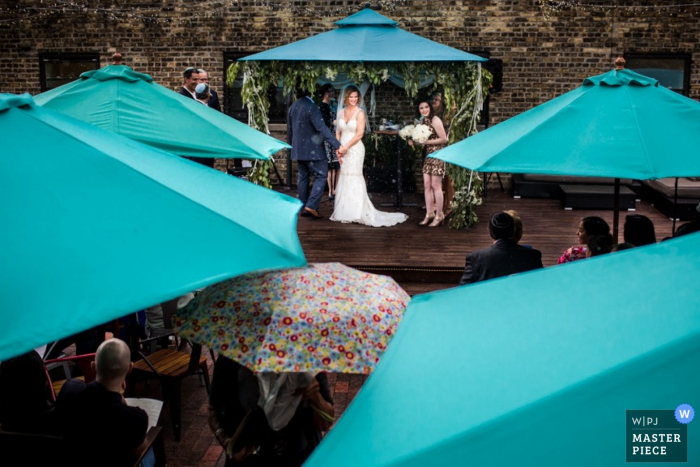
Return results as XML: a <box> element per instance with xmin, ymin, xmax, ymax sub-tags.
<box><xmin>227</xmin><ymin>60</ymin><xmax>491</xmax><ymax>227</ymax></box>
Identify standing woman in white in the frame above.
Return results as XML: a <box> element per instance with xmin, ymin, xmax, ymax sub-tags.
<box><xmin>330</xmin><ymin>85</ymin><xmax>408</xmax><ymax>227</ymax></box>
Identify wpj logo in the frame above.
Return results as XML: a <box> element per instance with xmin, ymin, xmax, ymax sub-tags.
<box><xmin>626</xmin><ymin>405</ymin><xmax>693</xmax><ymax>463</ymax></box>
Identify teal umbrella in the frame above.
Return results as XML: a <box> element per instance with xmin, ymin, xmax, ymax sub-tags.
<box><xmin>240</xmin><ymin>7</ymin><xmax>486</xmax><ymax>62</ymax></box>
<box><xmin>34</xmin><ymin>64</ymin><xmax>289</xmax><ymax>160</ymax></box>
<box><xmin>0</xmin><ymin>93</ymin><xmax>305</xmax><ymax>362</ymax></box>
<box><xmin>434</xmin><ymin>68</ymin><xmax>700</xmax><ymax>178</ymax></box>
<box><xmin>433</xmin><ymin>67</ymin><xmax>700</xmax><ymax>237</ymax></box>
<box><xmin>306</xmin><ymin>234</ymin><xmax>700</xmax><ymax>466</ymax></box>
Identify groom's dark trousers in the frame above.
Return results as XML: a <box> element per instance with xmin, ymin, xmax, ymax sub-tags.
<box><xmin>288</xmin><ymin>95</ymin><xmax>341</xmax><ymax>212</ymax></box>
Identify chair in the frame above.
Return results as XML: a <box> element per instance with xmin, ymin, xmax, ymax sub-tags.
<box><xmin>128</xmin><ymin>333</ymin><xmax>210</xmax><ymax>441</ymax></box>
<box><xmin>43</xmin><ymin>353</ymin><xmax>96</xmax><ymax>401</ymax></box>
<box><xmin>42</xmin><ymin>340</ymin><xmax>72</xmax><ymax>380</ymax></box>
<box><xmin>148</xmin><ymin>297</ymin><xmax>216</xmax><ymax>362</ymax></box>
<box><xmin>0</xmin><ymin>426</ymin><xmax>166</xmax><ymax>467</ymax></box>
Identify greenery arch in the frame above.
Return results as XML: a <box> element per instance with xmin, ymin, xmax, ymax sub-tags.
<box><xmin>227</xmin><ymin>61</ymin><xmax>491</xmax><ymax>229</ymax></box>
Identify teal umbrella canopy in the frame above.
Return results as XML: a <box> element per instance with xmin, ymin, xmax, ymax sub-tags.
<box><xmin>434</xmin><ymin>68</ymin><xmax>700</xmax><ymax>179</ymax></box>
<box><xmin>306</xmin><ymin>233</ymin><xmax>700</xmax><ymax>466</ymax></box>
<box><xmin>34</xmin><ymin>65</ymin><xmax>289</xmax><ymax>160</ymax></box>
<box><xmin>0</xmin><ymin>93</ymin><xmax>306</xmax><ymax>362</ymax></box>
<box><xmin>241</xmin><ymin>8</ymin><xmax>486</xmax><ymax>62</ymax></box>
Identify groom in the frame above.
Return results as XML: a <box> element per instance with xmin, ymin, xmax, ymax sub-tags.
<box><xmin>288</xmin><ymin>86</ymin><xmax>345</xmax><ymax>219</ymax></box>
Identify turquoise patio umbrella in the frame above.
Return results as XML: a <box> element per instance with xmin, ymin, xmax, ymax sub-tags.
<box><xmin>240</xmin><ymin>7</ymin><xmax>487</xmax><ymax>62</ymax></box>
<box><xmin>305</xmin><ymin>233</ymin><xmax>700</xmax><ymax>466</ymax></box>
<box><xmin>0</xmin><ymin>93</ymin><xmax>305</xmax><ymax>362</ymax></box>
<box><xmin>34</xmin><ymin>64</ymin><xmax>289</xmax><ymax>160</ymax></box>
<box><xmin>433</xmin><ymin>67</ymin><xmax>700</xmax><ymax>236</ymax></box>
<box><xmin>434</xmin><ymin>68</ymin><xmax>700</xmax><ymax>178</ymax></box>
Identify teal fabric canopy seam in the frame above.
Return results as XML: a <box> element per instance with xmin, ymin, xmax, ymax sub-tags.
<box><xmin>623</xmin><ymin>86</ymin><xmax>656</xmax><ymax>179</ymax></box>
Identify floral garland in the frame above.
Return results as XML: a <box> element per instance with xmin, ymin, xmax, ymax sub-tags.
<box><xmin>227</xmin><ymin>60</ymin><xmax>491</xmax><ymax>228</ymax></box>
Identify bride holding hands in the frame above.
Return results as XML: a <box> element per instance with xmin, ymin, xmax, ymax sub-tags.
<box><xmin>330</xmin><ymin>85</ymin><xmax>408</xmax><ymax>227</ymax></box>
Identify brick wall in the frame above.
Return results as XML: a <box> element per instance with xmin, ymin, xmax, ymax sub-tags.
<box><xmin>3</xmin><ymin>0</ymin><xmax>699</xmax><ymax>188</ymax></box>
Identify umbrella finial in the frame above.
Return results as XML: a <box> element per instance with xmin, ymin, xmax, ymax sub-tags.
<box><xmin>614</xmin><ymin>55</ymin><xmax>626</xmax><ymax>70</ymax></box>
<box><xmin>112</xmin><ymin>52</ymin><xmax>123</xmax><ymax>65</ymax></box>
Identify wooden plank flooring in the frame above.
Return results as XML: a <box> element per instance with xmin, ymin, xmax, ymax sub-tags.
<box><xmin>291</xmin><ymin>188</ymin><xmax>675</xmax><ymax>288</ymax></box>
<box><xmin>156</xmin><ymin>187</ymin><xmax>676</xmax><ymax>467</ymax></box>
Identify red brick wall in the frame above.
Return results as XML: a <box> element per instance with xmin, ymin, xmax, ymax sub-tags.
<box><xmin>3</xmin><ymin>0</ymin><xmax>699</xmax><ymax>186</ymax></box>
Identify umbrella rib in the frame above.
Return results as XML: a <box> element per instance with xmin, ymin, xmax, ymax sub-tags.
<box><xmin>470</xmin><ymin>88</ymin><xmax>592</xmax><ymax>173</ymax></box>
<box><xmin>624</xmin><ymin>86</ymin><xmax>656</xmax><ymax>179</ymax></box>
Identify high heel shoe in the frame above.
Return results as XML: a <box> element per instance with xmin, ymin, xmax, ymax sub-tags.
<box><xmin>429</xmin><ymin>212</ymin><xmax>445</xmax><ymax>227</ymax></box>
<box><xmin>419</xmin><ymin>211</ymin><xmax>435</xmax><ymax>226</ymax></box>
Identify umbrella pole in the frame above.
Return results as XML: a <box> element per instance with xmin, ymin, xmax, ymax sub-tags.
<box><xmin>672</xmin><ymin>177</ymin><xmax>679</xmax><ymax>236</ymax></box>
<box><xmin>613</xmin><ymin>178</ymin><xmax>620</xmax><ymax>243</ymax></box>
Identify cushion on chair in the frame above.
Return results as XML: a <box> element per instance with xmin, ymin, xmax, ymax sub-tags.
<box><xmin>642</xmin><ymin>178</ymin><xmax>700</xmax><ymax>198</ymax></box>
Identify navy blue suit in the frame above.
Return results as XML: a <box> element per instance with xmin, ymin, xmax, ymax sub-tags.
<box><xmin>208</xmin><ymin>88</ymin><xmax>221</xmax><ymax>112</ymax></box>
<box><xmin>288</xmin><ymin>96</ymin><xmax>341</xmax><ymax>211</ymax></box>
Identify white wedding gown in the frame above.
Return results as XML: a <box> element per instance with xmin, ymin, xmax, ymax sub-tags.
<box><xmin>330</xmin><ymin>110</ymin><xmax>408</xmax><ymax>227</ymax></box>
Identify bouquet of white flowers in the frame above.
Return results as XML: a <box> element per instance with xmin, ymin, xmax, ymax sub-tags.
<box><xmin>398</xmin><ymin>124</ymin><xmax>415</xmax><ymax>140</ymax></box>
<box><xmin>399</xmin><ymin>123</ymin><xmax>431</xmax><ymax>144</ymax></box>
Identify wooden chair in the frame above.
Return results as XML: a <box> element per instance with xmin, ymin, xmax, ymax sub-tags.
<box><xmin>0</xmin><ymin>426</ymin><xmax>166</xmax><ymax>467</ymax></box>
<box><xmin>128</xmin><ymin>333</ymin><xmax>210</xmax><ymax>441</ymax></box>
<box><xmin>43</xmin><ymin>353</ymin><xmax>96</xmax><ymax>401</ymax></box>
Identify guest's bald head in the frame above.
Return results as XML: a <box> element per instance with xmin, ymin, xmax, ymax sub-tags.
<box><xmin>95</xmin><ymin>338</ymin><xmax>131</xmax><ymax>382</ymax></box>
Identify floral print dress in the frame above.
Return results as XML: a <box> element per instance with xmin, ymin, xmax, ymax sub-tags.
<box><xmin>422</xmin><ymin>117</ymin><xmax>446</xmax><ymax>177</ymax></box>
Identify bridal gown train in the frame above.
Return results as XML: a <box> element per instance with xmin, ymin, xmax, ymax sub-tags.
<box><xmin>330</xmin><ymin>110</ymin><xmax>408</xmax><ymax>227</ymax></box>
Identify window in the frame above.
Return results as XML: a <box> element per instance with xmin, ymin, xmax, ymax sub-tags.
<box><xmin>39</xmin><ymin>53</ymin><xmax>100</xmax><ymax>92</ymax></box>
<box><xmin>224</xmin><ymin>53</ymin><xmax>291</xmax><ymax>123</ymax></box>
<box><xmin>624</xmin><ymin>53</ymin><xmax>690</xmax><ymax>96</ymax></box>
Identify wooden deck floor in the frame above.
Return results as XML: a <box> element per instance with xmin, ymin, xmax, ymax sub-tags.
<box><xmin>155</xmin><ymin>187</ymin><xmax>675</xmax><ymax>467</ymax></box>
<box><xmin>292</xmin><ymin>188</ymin><xmax>675</xmax><ymax>294</ymax></box>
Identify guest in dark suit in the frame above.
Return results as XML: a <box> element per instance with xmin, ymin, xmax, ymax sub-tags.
<box><xmin>288</xmin><ymin>87</ymin><xmax>345</xmax><ymax>218</ymax></box>
<box><xmin>55</xmin><ymin>338</ymin><xmax>151</xmax><ymax>467</ymax></box>
<box><xmin>459</xmin><ymin>212</ymin><xmax>543</xmax><ymax>285</ymax></box>
<box><xmin>180</xmin><ymin>67</ymin><xmax>200</xmax><ymax>99</ymax></box>
<box><xmin>197</xmin><ymin>69</ymin><xmax>221</xmax><ymax>112</ymax></box>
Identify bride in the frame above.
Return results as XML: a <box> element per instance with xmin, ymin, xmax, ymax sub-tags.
<box><xmin>330</xmin><ymin>85</ymin><xmax>408</xmax><ymax>227</ymax></box>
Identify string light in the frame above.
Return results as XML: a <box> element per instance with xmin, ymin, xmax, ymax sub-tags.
<box><xmin>0</xmin><ymin>1</ymin><xmax>409</xmax><ymax>25</ymax></box>
<box><xmin>539</xmin><ymin>1</ymin><xmax>700</xmax><ymax>19</ymax></box>
<box><xmin>3</xmin><ymin>2</ymin><xmax>697</xmax><ymax>25</ymax></box>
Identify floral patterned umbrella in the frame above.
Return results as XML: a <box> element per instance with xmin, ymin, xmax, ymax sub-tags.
<box><xmin>174</xmin><ymin>263</ymin><xmax>410</xmax><ymax>374</ymax></box>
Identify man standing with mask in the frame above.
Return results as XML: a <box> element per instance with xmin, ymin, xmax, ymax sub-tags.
<box><xmin>197</xmin><ymin>69</ymin><xmax>221</xmax><ymax>112</ymax></box>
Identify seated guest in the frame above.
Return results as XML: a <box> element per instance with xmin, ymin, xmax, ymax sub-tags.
<box><xmin>674</xmin><ymin>220</ymin><xmax>700</xmax><ymax>238</ymax></box>
<box><xmin>208</xmin><ymin>355</ymin><xmax>333</xmax><ymax>467</ymax></box>
<box><xmin>459</xmin><ymin>212</ymin><xmax>543</xmax><ymax>285</ymax></box>
<box><xmin>504</xmin><ymin>209</ymin><xmax>523</xmax><ymax>244</ymax></box>
<box><xmin>0</xmin><ymin>350</ymin><xmax>55</xmax><ymax>434</ymax></box>
<box><xmin>558</xmin><ymin>216</ymin><xmax>610</xmax><ymax>264</ymax></box>
<box><xmin>611</xmin><ymin>242</ymin><xmax>635</xmax><ymax>252</ymax></box>
<box><xmin>669</xmin><ymin>202</ymin><xmax>700</xmax><ymax>239</ymax></box>
<box><xmin>55</xmin><ymin>338</ymin><xmax>151</xmax><ymax>467</ymax></box>
<box><xmin>586</xmin><ymin>234</ymin><xmax>613</xmax><ymax>257</ymax></box>
<box><xmin>624</xmin><ymin>214</ymin><xmax>656</xmax><ymax>246</ymax></box>
<box><xmin>505</xmin><ymin>209</ymin><xmax>535</xmax><ymax>249</ymax></box>
<box><xmin>195</xmin><ymin>83</ymin><xmax>211</xmax><ymax>105</ymax></box>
